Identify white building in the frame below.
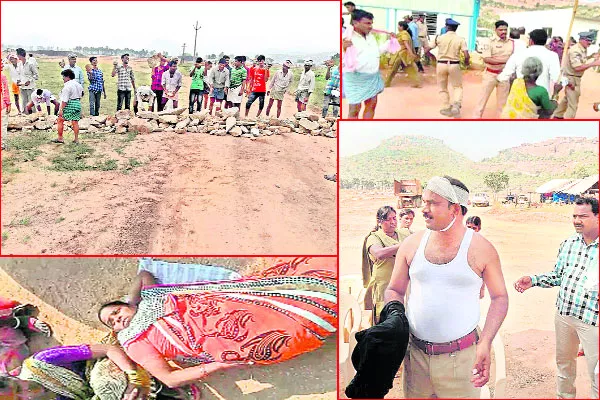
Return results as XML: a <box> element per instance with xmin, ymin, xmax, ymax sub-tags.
<box><xmin>345</xmin><ymin>0</ymin><xmax>481</xmax><ymax>50</ymax></box>
<box><xmin>500</xmin><ymin>8</ymin><xmax>600</xmax><ymax>53</ymax></box>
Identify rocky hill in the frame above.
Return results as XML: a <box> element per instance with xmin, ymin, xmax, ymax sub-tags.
<box><xmin>341</xmin><ymin>136</ymin><xmax>598</xmax><ymax>192</ymax></box>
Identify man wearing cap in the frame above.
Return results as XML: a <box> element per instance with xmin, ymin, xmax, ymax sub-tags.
<box><xmin>111</xmin><ymin>53</ymin><xmax>136</xmax><ymax>111</ymax></box>
<box><xmin>16</xmin><ymin>48</ymin><xmax>38</xmax><ymax>113</ymax></box>
<box><xmin>553</xmin><ymin>32</ymin><xmax>600</xmax><ymax>119</ymax></box>
<box><xmin>226</xmin><ymin>56</ymin><xmax>247</xmax><ymax>111</ymax></box>
<box><xmin>342</xmin><ymin>9</ymin><xmax>387</xmax><ymax>119</ymax></box>
<box><xmin>425</xmin><ymin>19</ymin><xmax>470</xmax><ymax>118</ymax></box>
<box><xmin>514</xmin><ymin>197</ymin><xmax>598</xmax><ymax>398</ymax></box>
<box><xmin>208</xmin><ymin>58</ymin><xmax>230</xmax><ymax>114</ymax></box>
<box><xmin>472</xmin><ymin>20</ymin><xmax>513</xmax><ymax>118</ymax></box>
<box><xmin>295</xmin><ymin>60</ymin><xmax>315</xmax><ymax>112</ymax></box>
<box><xmin>322</xmin><ymin>60</ymin><xmax>340</xmax><ymax>118</ymax></box>
<box><xmin>385</xmin><ymin>175</ymin><xmax>508</xmax><ymax>398</ymax></box>
<box><xmin>245</xmin><ymin>55</ymin><xmax>269</xmax><ymax>117</ymax></box>
<box><xmin>59</xmin><ymin>54</ymin><xmax>85</xmax><ymax>88</ymax></box>
<box><xmin>266</xmin><ymin>60</ymin><xmax>293</xmax><ymax>118</ymax></box>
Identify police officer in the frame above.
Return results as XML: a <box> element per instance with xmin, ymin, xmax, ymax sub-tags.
<box><xmin>472</xmin><ymin>20</ymin><xmax>513</xmax><ymax>118</ymax></box>
<box><xmin>426</xmin><ymin>19</ymin><xmax>469</xmax><ymax>118</ymax></box>
<box><xmin>553</xmin><ymin>31</ymin><xmax>600</xmax><ymax>119</ymax></box>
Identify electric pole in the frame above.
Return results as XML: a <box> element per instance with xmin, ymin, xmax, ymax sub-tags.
<box><xmin>193</xmin><ymin>21</ymin><xmax>201</xmax><ymax>59</ymax></box>
<box><xmin>181</xmin><ymin>43</ymin><xmax>186</xmax><ymax>64</ymax></box>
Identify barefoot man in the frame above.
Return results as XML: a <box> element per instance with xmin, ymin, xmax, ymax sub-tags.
<box><xmin>515</xmin><ymin>197</ymin><xmax>598</xmax><ymax>398</ymax></box>
<box><xmin>385</xmin><ymin>175</ymin><xmax>508</xmax><ymax>397</ymax></box>
<box><xmin>342</xmin><ymin>9</ymin><xmax>386</xmax><ymax>119</ymax></box>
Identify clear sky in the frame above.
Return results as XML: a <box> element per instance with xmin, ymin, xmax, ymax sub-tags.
<box><xmin>340</xmin><ymin>121</ymin><xmax>599</xmax><ymax>161</ymax></box>
<box><xmin>1</xmin><ymin>1</ymin><xmax>339</xmax><ymax>56</ymax></box>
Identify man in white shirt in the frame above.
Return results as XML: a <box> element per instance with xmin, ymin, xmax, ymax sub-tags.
<box><xmin>266</xmin><ymin>60</ymin><xmax>293</xmax><ymax>118</ymax></box>
<box><xmin>295</xmin><ymin>59</ymin><xmax>315</xmax><ymax>112</ymax></box>
<box><xmin>25</xmin><ymin>88</ymin><xmax>60</xmax><ymax>115</ymax></box>
<box><xmin>342</xmin><ymin>9</ymin><xmax>387</xmax><ymax>119</ymax></box>
<box><xmin>5</xmin><ymin>54</ymin><xmax>23</xmax><ymax>114</ymax></box>
<box><xmin>497</xmin><ymin>29</ymin><xmax>561</xmax><ymax>97</ymax></box>
<box><xmin>16</xmin><ymin>48</ymin><xmax>38</xmax><ymax>113</ymax></box>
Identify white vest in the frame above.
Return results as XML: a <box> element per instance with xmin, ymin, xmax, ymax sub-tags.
<box><xmin>407</xmin><ymin>228</ymin><xmax>482</xmax><ymax>342</ymax></box>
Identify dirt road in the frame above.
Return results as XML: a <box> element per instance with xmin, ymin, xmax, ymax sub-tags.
<box><xmin>1</xmin><ymin>131</ymin><xmax>336</xmax><ymax>255</ymax></box>
<box><xmin>339</xmin><ymin>190</ymin><xmax>594</xmax><ymax>398</ymax></box>
<box><xmin>342</xmin><ymin>67</ymin><xmax>600</xmax><ymax>119</ymax></box>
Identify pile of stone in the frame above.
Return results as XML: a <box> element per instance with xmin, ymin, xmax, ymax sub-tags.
<box><xmin>7</xmin><ymin>107</ymin><xmax>337</xmax><ymax>139</ymax></box>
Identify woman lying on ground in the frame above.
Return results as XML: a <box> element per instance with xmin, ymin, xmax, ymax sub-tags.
<box><xmin>98</xmin><ymin>263</ymin><xmax>337</xmax><ymax>390</ymax></box>
<box><xmin>501</xmin><ymin>56</ymin><xmax>557</xmax><ymax>119</ymax></box>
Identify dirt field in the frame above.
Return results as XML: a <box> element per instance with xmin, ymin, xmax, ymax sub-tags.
<box><xmin>341</xmin><ymin>66</ymin><xmax>600</xmax><ymax>119</ymax></box>
<box><xmin>1</xmin><ymin>128</ymin><xmax>336</xmax><ymax>255</ymax></box>
<box><xmin>0</xmin><ymin>257</ymin><xmax>336</xmax><ymax>399</ymax></box>
<box><xmin>339</xmin><ymin>190</ymin><xmax>594</xmax><ymax>398</ymax></box>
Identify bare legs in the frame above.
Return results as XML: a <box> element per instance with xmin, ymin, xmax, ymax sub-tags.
<box><xmin>347</xmin><ymin>96</ymin><xmax>378</xmax><ymax>119</ymax></box>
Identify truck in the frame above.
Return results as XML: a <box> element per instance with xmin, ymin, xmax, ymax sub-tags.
<box><xmin>394</xmin><ymin>179</ymin><xmax>422</xmax><ymax>209</ymax></box>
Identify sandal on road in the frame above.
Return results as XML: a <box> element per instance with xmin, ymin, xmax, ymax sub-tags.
<box><xmin>50</xmin><ymin>139</ymin><xmax>65</xmax><ymax>144</ymax></box>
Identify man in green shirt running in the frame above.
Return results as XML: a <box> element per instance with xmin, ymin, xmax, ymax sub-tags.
<box><xmin>189</xmin><ymin>57</ymin><xmax>205</xmax><ymax>114</ymax></box>
<box><xmin>226</xmin><ymin>56</ymin><xmax>247</xmax><ymax>111</ymax></box>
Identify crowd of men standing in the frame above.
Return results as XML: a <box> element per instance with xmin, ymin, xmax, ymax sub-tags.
<box><xmin>2</xmin><ymin>48</ymin><xmax>340</xmax><ymax>147</ymax></box>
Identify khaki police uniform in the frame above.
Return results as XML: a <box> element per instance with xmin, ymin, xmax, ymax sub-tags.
<box><xmin>417</xmin><ymin>20</ymin><xmax>429</xmax><ymax>49</ymax></box>
<box><xmin>473</xmin><ymin>35</ymin><xmax>514</xmax><ymax>118</ymax></box>
<box><xmin>553</xmin><ymin>43</ymin><xmax>589</xmax><ymax>119</ymax></box>
<box><xmin>431</xmin><ymin>31</ymin><xmax>468</xmax><ymax>112</ymax></box>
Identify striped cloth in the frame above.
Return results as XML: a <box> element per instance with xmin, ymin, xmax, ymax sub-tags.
<box><xmin>62</xmin><ymin>99</ymin><xmax>81</xmax><ymax>121</ymax></box>
<box><xmin>137</xmin><ymin>258</ymin><xmax>241</xmax><ymax>284</ymax></box>
<box><xmin>342</xmin><ymin>71</ymin><xmax>384</xmax><ymax>105</ymax></box>
<box><xmin>532</xmin><ymin>233</ymin><xmax>599</xmax><ymax>326</ymax></box>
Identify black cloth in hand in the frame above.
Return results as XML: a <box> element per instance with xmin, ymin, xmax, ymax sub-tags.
<box><xmin>345</xmin><ymin>300</ymin><xmax>409</xmax><ymax>399</ymax></box>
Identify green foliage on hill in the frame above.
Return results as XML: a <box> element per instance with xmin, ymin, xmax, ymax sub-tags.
<box><xmin>340</xmin><ymin>135</ymin><xmax>599</xmax><ymax>193</ymax></box>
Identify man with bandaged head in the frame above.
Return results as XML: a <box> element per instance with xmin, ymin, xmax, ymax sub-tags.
<box><xmin>385</xmin><ymin>175</ymin><xmax>509</xmax><ymax>398</ymax></box>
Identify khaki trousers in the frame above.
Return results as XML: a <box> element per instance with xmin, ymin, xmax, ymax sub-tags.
<box><xmin>472</xmin><ymin>70</ymin><xmax>510</xmax><ymax>118</ymax></box>
<box><xmin>403</xmin><ymin>336</ymin><xmax>481</xmax><ymax>398</ymax></box>
<box><xmin>555</xmin><ymin>311</ymin><xmax>599</xmax><ymax>398</ymax></box>
<box><xmin>436</xmin><ymin>63</ymin><xmax>463</xmax><ymax>111</ymax></box>
<box><xmin>553</xmin><ymin>76</ymin><xmax>581</xmax><ymax>119</ymax></box>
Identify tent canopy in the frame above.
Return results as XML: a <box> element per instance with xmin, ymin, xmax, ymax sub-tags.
<box><xmin>562</xmin><ymin>175</ymin><xmax>599</xmax><ymax>195</ymax></box>
<box><xmin>536</xmin><ymin>179</ymin><xmax>574</xmax><ymax>194</ymax></box>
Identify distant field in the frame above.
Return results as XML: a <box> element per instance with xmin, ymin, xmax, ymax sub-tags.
<box><xmin>3</xmin><ymin>59</ymin><xmax>334</xmax><ymax>115</ymax></box>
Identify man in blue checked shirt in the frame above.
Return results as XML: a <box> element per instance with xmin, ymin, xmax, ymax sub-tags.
<box><xmin>86</xmin><ymin>56</ymin><xmax>106</xmax><ymax>116</ymax></box>
<box><xmin>322</xmin><ymin>60</ymin><xmax>340</xmax><ymax>118</ymax></box>
<box><xmin>515</xmin><ymin>197</ymin><xmax>599</xmax><ymax>398</ymax></box>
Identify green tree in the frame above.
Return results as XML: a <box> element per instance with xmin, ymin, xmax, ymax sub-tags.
<box><xmin>331</xmin><ymin>53</ymin><xmax>340</xmax><ymax>62</ymax></box>
<box><xmin>571</xmin><ymin>164</ymin><xmax>597</xmax><ymax>179</ymax></box>
<box><xmin>484</xmin><ymin>171</ymin><xmax>510</xmax><ymax>201</ymax></box>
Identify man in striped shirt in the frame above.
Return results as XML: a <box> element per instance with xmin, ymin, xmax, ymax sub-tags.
<box><xmin>515</xmin><ymin>197</ymin><xmax>598</xmax><ymax>398</ymax></box>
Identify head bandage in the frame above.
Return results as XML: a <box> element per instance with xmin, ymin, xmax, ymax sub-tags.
<box><xmin>425</xmin><ymin>176</ymin><xmax>469</xmax><ymax>207</ymax></box>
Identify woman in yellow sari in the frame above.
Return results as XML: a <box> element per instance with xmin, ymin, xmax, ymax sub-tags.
<box><xmin>362</xmin><ymin>206</ymin><xmax>411</xmax><ymax>322</ymax></box>
<box><xmin>501</xmin><ymin>56</ymin><xmax>557</xmax><ymax>119</ymax></box>
<box><xmin>385</xmin><ymin>22</ymin><xmax>421</xmax><ymax>88</ymax></box>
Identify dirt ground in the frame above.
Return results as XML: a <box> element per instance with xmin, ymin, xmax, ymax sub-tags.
<box><xmin>339</xmin><ymin>190</ymin><xmax>594</xmax><ymax>398</ymax></box>
<box><xmin>341</xmin><ymin>66</ymin><xmax>600</xmax><ymax>119</ymax></box>
<box><xmin>1</xmin><ymin>127</ymin><xmax>336</xmax><ymax>256</ymax></box>
<box><xmin>0</xmin><ymin>257</ymin><xmax>336</xmax><ymax>399</ymax></box>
